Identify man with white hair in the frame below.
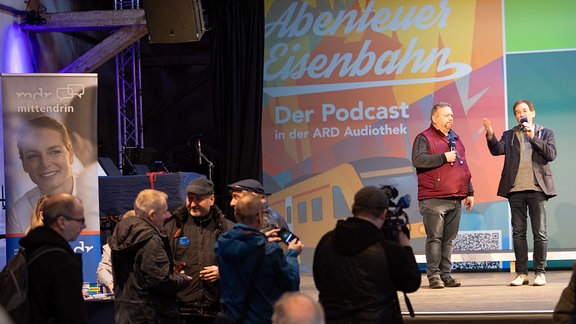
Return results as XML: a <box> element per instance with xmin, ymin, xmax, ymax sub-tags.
<box><xmin>110</xmin><ymin>189</ymin><xmax>191</xmax><ymax>323</ymax></box>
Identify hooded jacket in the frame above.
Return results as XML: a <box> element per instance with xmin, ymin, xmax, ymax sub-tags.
<box><xmin>108</xmin><ymin>216</ymin><xmax>190</xmax><ymax>324</ymax></box>
<box><xmin>313</xmin><ymin>217</ymin><xmax>421</xmax><ymax>323</ymax></box>
<box><xmin>19</xmin><ymin>226</ymin><xmax>87</xmax><ymax>324</ymax></box>
<box><xmin>215</xmin><ymin>223</ymin><xmax>300</xmax><ymax>324</ymax></box>
<box><xmin>486</xmin><ymin>123</ymin><xmax>556</xmax><ymax>198</ymax></box>
<box><xmin>163</xmin><ymin>204</ymin><xmax>234</xmax><ymax>316</ymax></box>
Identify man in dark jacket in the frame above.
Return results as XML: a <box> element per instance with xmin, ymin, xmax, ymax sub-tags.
<box><xmin>20</xmin><ymin>193</ymin><xmax>87</xmax><ymax>324</ymax></box>
<box><xmin>553</xmin><ymin>262</ymin><xmax>576</xmax><ymax>323</ymax></box>
<box><xmin>109</xmin><ymin>189</ymin><xmax>191</xmax><ymax>324</ymax></box>
<box><xmin>216</xmin><ymin>194</ymin><xmax>302</xmax><ymax>324</ymax></box>
<box><xmin>412</xmin><ymin>102</ymin><xmax>474</xmax><ymax>289</ymax></box>
<box><xmin>313</xmin><ymin>186</ymin><xmax>421</xmax><ymax>323</ymax></box>
<box><xmin>164</xmin><ymin>177</ymin><xmax>234</xmax><ymax>323</ymax></box>
<box><xmin>483</xmin><ymin>99</ymin><xmax>557</xmax><ymax>287</ymax></box>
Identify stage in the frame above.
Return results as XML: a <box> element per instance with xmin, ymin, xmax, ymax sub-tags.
<box><xmin>299</xmin><ymin>270</ymin><xmax>572</xmax><ymax>323</ymax></box>
<box><xmin>82</xmin><ymin>268</ymin><xmax>571</xmax><ymax>323</ymax></box>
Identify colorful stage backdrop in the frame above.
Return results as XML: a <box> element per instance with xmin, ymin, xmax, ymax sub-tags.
<box><xmin>262</xmin><ymin>0</ymin><xmax>576</xmax><ymax>269</ymax></box>
<box><xmin>1</xmin><ymin>73</ymin><xmax>100</xmax><ymax>282</ymax></box>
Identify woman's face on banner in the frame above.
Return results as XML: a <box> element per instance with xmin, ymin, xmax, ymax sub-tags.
<box><xmin>20</xmin><ymin>128</ymin><xmax>74</xmax><ymax>194</ymax></box>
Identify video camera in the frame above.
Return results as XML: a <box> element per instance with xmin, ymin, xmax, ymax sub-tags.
<box><xmin>380</xmin><ymin>185</ymin><xmax>411</xmax><ymax>242</ymax></box>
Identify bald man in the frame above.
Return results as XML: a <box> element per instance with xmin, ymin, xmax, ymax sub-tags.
<box><xmin>272</xmin><ymin>292</ymin><xmax>325</xmax><ymax>324</ymax></box>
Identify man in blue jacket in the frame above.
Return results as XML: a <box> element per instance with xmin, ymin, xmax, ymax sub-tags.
<box><xmin>215</xmin><ymin>194</ymin><xmax>302</xmax><ymax>324</ymax></box>
<box><xmin>483</xmin><ymin>99</ymin><xmax>557</xmax><ymax>287</ymax></box>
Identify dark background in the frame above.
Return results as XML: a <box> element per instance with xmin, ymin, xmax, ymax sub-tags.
<box><xmin>51</xmin><ymin>0</ymin><xmax>266</xmax><ymax>215</ymax></box>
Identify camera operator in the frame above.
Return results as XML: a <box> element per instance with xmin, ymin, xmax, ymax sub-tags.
<box><xmin>313</xmin><ymin>186</ymin><xmax>421</xmax><ymax>323</ymax></box>
<box><xmin>381</xmin><ymin>185</ymin><xmax>412</xmax><ymax>242</ymax></box>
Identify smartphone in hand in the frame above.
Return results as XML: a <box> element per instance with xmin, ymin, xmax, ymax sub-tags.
<box><xmin>277</xmin><ymin>229</ymin><xmax>298</xmax><ymax>245</ymax></box>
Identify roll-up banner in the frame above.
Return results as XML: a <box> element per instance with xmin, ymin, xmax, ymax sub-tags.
<box><xmin>2</xmin><ymin>73</ymin><xmax>100</xmax><ymax>282</ymax></box>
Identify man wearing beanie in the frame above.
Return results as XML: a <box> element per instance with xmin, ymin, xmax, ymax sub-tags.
<box><xmin>313</xmin><ymin>186</ymin><xmax>421</xmax><ymax>323</ymax></box>
<box><xmin>164</xmin><ymin>177</ymin><xmax>234</xmax><ymax>324</ymax></box>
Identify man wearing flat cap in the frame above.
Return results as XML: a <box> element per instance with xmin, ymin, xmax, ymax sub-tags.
<box><xmin>313</xmin><ymin>186</ymin><xmax>421</xmax><ymax>323</ymax></box>
<box><xmin>164</xmin><ymin>177</ymin><xmax>234</xmax><ymax>324</ymax></box>
<box><xmin>228</xmin><ymin>179</ymin><xmax>289</xmax><ymax>233</ymax></box>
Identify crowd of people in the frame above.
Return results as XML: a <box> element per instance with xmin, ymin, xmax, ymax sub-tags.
<box><xmin>14</xmin><ymin>176</ymin><xmax>420</xmax><ymax>324</ymax></box>
<box><xmin>8</xmin><ymin>99</ymin><xmax>574</xmax><ymax>324</ymax></box>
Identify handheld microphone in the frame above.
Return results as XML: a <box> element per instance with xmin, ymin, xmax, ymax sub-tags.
<box><xmin>519</xmin><ymin>117</ymin><xmax>528</xmax><ymax>131</ymax></box>
<box><xmin>197</xmin><ymin>139</ymin><xmax>202</xmax><ymax>165</ymax></box>
<box><xmin>448</xmin><ymin>138</ymin><xmax>456</xmax><ymax>166</ymax></box>
<box><xmin>448</xmin><ymin>138</ymin><xmax>456</xmax><ymax>151</ymax></box>
<box><xmin>447</xmin><ymin>130</ymin><xmax>464</xmax><ymax>165</ymax></box>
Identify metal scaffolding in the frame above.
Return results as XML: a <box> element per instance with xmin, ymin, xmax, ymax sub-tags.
<box><xmin>114</xmin><ymin>0</ymin><xmax>144</xmax><ymax>174</ymax></box>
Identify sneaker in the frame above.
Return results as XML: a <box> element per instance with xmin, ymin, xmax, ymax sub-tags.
<box><xmin>509</xmin><ymin>274</ymin><xmax>529</xmax><ymax>286</ymax></box>
<box><xmin>533</xmin><ymin>273</ymin><xmax>546</xmax><ymax>286</ymax></box>
<box><xmin>442</xmin><ymin>276</ymin><xmax>461</xmax><ymax>287</ymax></box>
<box><xmin>429</xmin><ymin>277</ymin><xmax>445</xmax><ymax>289</ymax></box>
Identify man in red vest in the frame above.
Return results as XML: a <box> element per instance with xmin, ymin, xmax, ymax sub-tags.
<box><xmin>412</xmin><ymin>102</ymin><xmax>474</xmax><ymax>289</ymax></box>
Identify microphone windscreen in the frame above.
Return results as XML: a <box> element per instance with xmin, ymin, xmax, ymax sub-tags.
<box><xmin>398</xmin><ymin>194</ymin><xmax>411</xmax><ymax>209</ymax></box>
<box><xmin>520</xmin><ymin>117</ymin><xmax>528</xmax><ymax>124</ymax></box>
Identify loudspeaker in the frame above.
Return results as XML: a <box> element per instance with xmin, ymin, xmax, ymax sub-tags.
<box><xmin>98</xmin><ymin>157</ymin><xmax>122</xmax><ymax>176</ymax></box>
<box><xmin>143</xmin><ymin>0</ymin><xmax>205</xmax><ymax>43</ymax></box>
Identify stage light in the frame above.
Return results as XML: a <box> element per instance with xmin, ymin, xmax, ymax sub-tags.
<box><xmin>2</xmin><ymin>23</ymin><xmax>35</xmax><ymax>73</ymax></box>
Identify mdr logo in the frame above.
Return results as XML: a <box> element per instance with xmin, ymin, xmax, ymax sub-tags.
<box><xmin>73</xmin><ymin>241</ymin><xmax>95</xmax><ymax>253</ymax></box>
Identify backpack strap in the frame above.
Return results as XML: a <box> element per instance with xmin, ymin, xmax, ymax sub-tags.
<box><xmin>26</xmin><ymin>246</ymin><xmax>69</xmax><ymax>266</ymax></box>
<box><xmin>379</xmin><ymin>239</ymin><xmax>415</xmax><ymax>319</ymax></box>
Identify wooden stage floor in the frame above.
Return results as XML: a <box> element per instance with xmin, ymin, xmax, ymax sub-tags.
<box><xmin>300</xmin><ymin>270</ymin><xmax>573</xmax><ymax>323</ymax></box>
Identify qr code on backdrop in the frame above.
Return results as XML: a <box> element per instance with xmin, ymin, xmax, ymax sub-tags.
<box><xmin>453</xmin><ymin>230</ymin><xmax>502</xmax><ymax>271</ymax></box>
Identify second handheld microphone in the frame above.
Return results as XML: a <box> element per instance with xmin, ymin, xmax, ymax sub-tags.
<box><xmin>519</xmin><ymin>117</ymin><xmax>528</xmax><ymax>131</ymax></box>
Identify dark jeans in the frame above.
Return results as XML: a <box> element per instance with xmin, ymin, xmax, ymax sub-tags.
<box><xmin>419</xmin><ymin>198</ymin><xmax>462</xmax><ymax>279</ymax></box>
<box><xmin>508</xmin><ymin>191</ymin><xmax>548</xmax><ymax>275</ymax></box>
